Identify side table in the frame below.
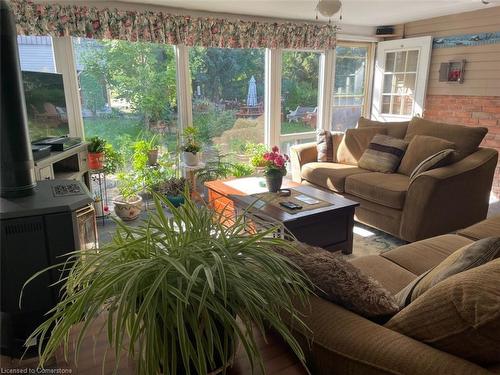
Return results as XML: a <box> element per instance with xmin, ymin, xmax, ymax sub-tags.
<box><xmin>181</xmin><ymin>162</ymin><xmax>205</xmax><ymax>201</ymax></box>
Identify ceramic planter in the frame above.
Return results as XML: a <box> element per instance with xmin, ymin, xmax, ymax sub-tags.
<box><xmin>88</xmin><ymin>152</ymin><xmax>105</xmax><ymax>170</ymax></box>
<box><xmin>182</xmin><ymin>151</ymin><xmax>200</xmax><ymax>166</ymax></box>
<box><xmin>166</xmin><ymin>195</ymin><xmax>185</xmax><ymax>207</ymax></box>
<box><xmin>113</xmin><ymin>195</ymin><xmax>143</xmax><ymax>221</ymax></box>
<box><xmin>147</xmin><ymin>149</ymin><xmax>159</xmax><ymax>166</ymax></box>
<box><xmin>265</xmin><ymin>170</ymin><xmax>283</xmax><ymax>193</ymax></box>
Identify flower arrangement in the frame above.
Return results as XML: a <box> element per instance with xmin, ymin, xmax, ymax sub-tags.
<box><xmin>263</xmin><ymin>146</ymin><xmax>289</xmax><ymax>176</ymax></box>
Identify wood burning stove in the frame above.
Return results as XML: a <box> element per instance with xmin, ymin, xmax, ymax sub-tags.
<box><xmin>0</xmin><ymin>180</ymin><xmax>95</xmax><ymax>357</ymax></box>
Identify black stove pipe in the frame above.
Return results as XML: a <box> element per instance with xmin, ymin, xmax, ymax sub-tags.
<box><xmin>0</xmin><ymin>0</ymin><xmax>36</xmax><ymax>198</ymax></box>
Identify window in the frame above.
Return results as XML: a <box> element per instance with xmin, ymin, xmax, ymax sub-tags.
<box><xmin>280</xmin><ymin>51</ymin><xmax>320</xmax><ymax>155</ymax></box>
<box><xmin>72</xmin><ymin>38</ymin><xmax>178</xmax><ymax>153</ymax></box>
<box><xmin>17</xmin><ymin>35</ymin><xmax>56</xmax><ymax>73</ymax></box>
<box><xmin>331</xmin><ymin>45</ymin><xmax>369</xmax><ymax>131</ymax></box>
<box><xmin>381</xmin><ymin>50</ymin><xmax>418</xmax><ymax>116</ymax></box>
<box><xmin>189</xmin><ymin>47</ymin><xmax>265</xmax><ymax>160</ymax></box>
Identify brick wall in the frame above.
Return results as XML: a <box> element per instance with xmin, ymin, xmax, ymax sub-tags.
<box><xmin>423</xmin><ymin>95</ymin><xmax>500</xmax><ymax>197</ymax></box>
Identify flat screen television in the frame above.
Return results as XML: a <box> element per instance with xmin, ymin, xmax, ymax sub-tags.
<box><xmin>22</xmin><ymin>71</ymin><xmax>70</xmax><ymax>143</ymax></box>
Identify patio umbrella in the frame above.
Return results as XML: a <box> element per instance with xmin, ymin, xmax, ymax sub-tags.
<box><xmin>246</xmin><ymin>75</ymin><xmax>257</xmax><ymax>107</ymax></box>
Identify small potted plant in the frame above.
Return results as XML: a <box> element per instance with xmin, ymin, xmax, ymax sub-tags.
<box><xmin>146</xmin><ymin>134</ymin><xmax>160</xmax><ymax>166</ymax></box>
<box><xmin>246</xmin><ymin>143</ymin><xmax>268</xmax><ymax>175</ymax></box>
<box><xmin>112</xmin><ymin>172</ymin><xmax>143</xmax><ymax>221</ymax></box>
<box><xmin>263</xmin><ymin>146</ymin><xmax>289</xmax><ymax>192</ymax></box>
<box><xmin>155</xmin><ymin>176</ymin><xmax>189</xmax><ymax>207</ymax></box>
<box><xmin>87</xmin><ymin>136</ymin><xmax>106</xmax><ymax>170</ymax></box>
<box><xmin>181</xmin><ymin>127</ymin><xmax>201</xmax><ymax>166</ymax></box>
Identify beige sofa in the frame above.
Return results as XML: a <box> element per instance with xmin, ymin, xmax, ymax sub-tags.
<box><xmin>290</xmin><ymin>117</ymin><xmax>498</xmax><ymax>242</ymax></box>
<box><xmin>290</xmin><ymin>216</ymin><xmax>500</xmax><ymax>374</ymax></box>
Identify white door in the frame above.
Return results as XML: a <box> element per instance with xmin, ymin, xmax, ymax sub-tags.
<box><xmin>371</xmin><ymin>36</ymin><xmax>432</xmax><ymax>122</ymax></box>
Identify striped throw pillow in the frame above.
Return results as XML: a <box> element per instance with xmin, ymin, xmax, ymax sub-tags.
<box><xmin>316</xmin><ymin>130</ymin><xmax>333</xmax><ymax>162</ymax></box>
<box><xmin>409</xmin><ymin>149</ymin><xmax>455</xmax><ymax>182</ymax></box>
<box><xmin>358</xmin><ymin>134</ymin><xmax>409</xmax><ymax>173</ymax></box>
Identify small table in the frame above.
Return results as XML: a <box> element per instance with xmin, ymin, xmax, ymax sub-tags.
<box><xmin>205</xmin><ymin>177</ymin><xmax>359</xmax><ymax>254</ymax></box>
<box><xmin>181</xmin><ymin>162</ymin><xmax>205</xmax><ymax>201</ymax></box>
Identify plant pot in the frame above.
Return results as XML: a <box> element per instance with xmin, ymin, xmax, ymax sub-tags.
<box><xmin>88</xmin><ymin>152</ymin><xmax>105</xmax><ymax>170</ymax></box>
<box><xmin>265</xmin><ymin>171</ymin><xmax>283</xmax><ymax>193</ymax></box>
<box><xmin>147</xmin><ymin>149</ymin><xmax>159</xmax><ymax>166</ymax></box>
<box><xmin>254</xmin><ymin>166</ymin><xmax>266</xmax><ymax>177</ymax></box>
<box><xmin>183</xmin><ymin>151</ymin><xmax>200</xmax><ymax>166</ymax></box>
<box><xmin>112</xmin><ymin>195</ymin><xmax>143</xmax><ymax>221</ymax></box>
<box><xmin>166</xmin><ymin>195</ymin><xmax>185</xmax><ymax>208</ymax></box>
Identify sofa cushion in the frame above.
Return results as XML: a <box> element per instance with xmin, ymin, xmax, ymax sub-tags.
<box><xmin>358</xmin><ymin>134</ymin><xmax>409</xmax><ymax>173</ymax></box>
<box><xmin>381</xmin><ymin>234</ymin><xmax>473</xmax><ymax>275</ymax></box>
<box><xmin>457</xmin><ymin>216</ymin><xmax>500</xmax><ymax>241</ymax></box>
<box><xmin>398</xmin><ymin>135</ymin><xmax>456</xmax><ymax>176</ymax></box>
<box><xmin>336</xmin><ymin>127</ymin><xmax>387</xmax><ymax>165</ymax></box>
<box><xmin>345</xmin><ymin>172</ymin><xmax>410</xmax><ymax>209</ymax></box>
<box><xmin>350</xmin><ymin>255</ymin><xmax>417</xmax><ymax>295</ymax></box>
<box><xmin>301</xmin><ymin>162</ymin><xmax>369</xmax><ymax>193</ymax></box>
<box><xmin>386</xmin><ymin>259</ymin><xmax>500</xmax><ymax>366</ymax></box>
<box><xmin>395</xmin><ymin>237</ymin><xmax>500</xmax><ymax>308</ymax></box>
<box><xmin>357</xmin><ymin>117</ymin><xmax>409</xmax><ymax>139</ymax></box>
<box><xmin>316</xmin><ymin>129</ymin><xmax>333</xmax><ymax>162</ymax></box>
<box><xmin>405</xmin><ymin>117</ymin><xmax>488</xmax><ymax>162</ymax></box>
<box><xmin>274</xmin><ymin>243</ymin><xmax>399</xmax><ymax>318</ymax></box>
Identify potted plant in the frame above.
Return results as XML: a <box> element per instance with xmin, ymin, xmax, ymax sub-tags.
<box><xmin>154</xmin><ymin>176</ymin><xmax>189</xmax><ymax>207</ymax></box>
<box><xmin>87</xmin><ymin>136</ymin><xmax>106</xmax><ymax>170</ymax></box>
<box><xmin>145</xmin><ymin>134</ymin><xmax>160</xmax><ymax>166</ymax></box>
<box><xmin>245</xmin><ymin>143</ymin><xmax>268</xmax><ymax>175</ymax></box>
<box><xmin>181</xmin><ymin>127</ymin><xmax>201</xmax><ymax>166</ymax></box>
<box><xmin>112</xmin><ymin>172</ymin><xmax>143</xmax><ymax>221</ymax></box>
<box><xmin>263</xmin><ymin>146</ymin><xmax>289</xmax><ymax>192</ymax></box>
<box><xmin>25</xmin><ymin>195</ymin><xmax>311</xmax><ymax>375</ymax></box>
<box><xmin>102</xmin><ymin>143</ymin><xmax>123</xmax><ymax>175</ymax></box>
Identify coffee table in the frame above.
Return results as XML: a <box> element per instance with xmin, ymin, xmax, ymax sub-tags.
<box><xmin>205</xmin><ymin>177</ymin><xmax>360</xmax><ymax>254</ymax></box>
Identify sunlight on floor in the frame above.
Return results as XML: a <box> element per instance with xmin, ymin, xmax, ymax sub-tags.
<box><xmin>489</xmin><ymin>192</ymin><xmax>499</xmax><ymax>204</ymax></box>
<box><xmin>353</xmin><ymin>225</ymin><xmax>376</xmax><ymax>238</ymax></box>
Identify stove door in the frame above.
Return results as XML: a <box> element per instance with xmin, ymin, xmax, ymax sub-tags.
<box><xmin>75</xmin><ymin>204</ymin><xmax>98</xmax><ymax>251</ymax></box>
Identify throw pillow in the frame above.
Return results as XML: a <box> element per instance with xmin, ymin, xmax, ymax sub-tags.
<box><xmin>395</xmin><ymin>237</ymin><xmax>500</xmax><ymax>309</ymax></box>
<box><xmin>398</xmin><ymin>135</ymin><xmax>456</xmax><ymax>176</ymax></box>
<box><xmin>405</xmin><ymin>117</ymin><xmax>488</xmax><ymax>163</ymax></box>
<box><xmin>357</xmin><ymin>117</ymin><xmax>409</xmax><ymax>139</ymax></box>
<box><xmin>358</xmin><ymin>134</ymin><xmax>409</xmax><ymax>173</ymax></box>
<box><xmin>409</xmin><ymin>149</ymin><xmax>456</xmax><ymax>183</ymax></box>
<box><xmin>336</xmin><ymin>127</ymin><xmax>387</xmax><ymax>166</ymax></box>
<box><xmin>274</xmin><ymin>243</ymin><xmax>398</xmax><ymax>319</ymax></box>
<box><xmin>386</xmin><ymin>259</ymin><xmax>500</xmax><ymax>365</ymax></box>
<box><xmin>316</xmin><ymin>130</ymin><xmax>333</xmax><ymax>162</ymax></box>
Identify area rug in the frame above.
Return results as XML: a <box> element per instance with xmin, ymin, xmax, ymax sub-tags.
<box><xmin>349</xmin><ymin>223</ymin><xmax>407</xmax><ymax>259</ymax></box>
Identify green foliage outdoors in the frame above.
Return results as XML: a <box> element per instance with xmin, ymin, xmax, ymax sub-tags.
<box><xmin>282</xmin><ymin>51</ymin><xmax>319</xmax><ymax>113</ymax></box>
<box><xmin>281</xmin><ymin>121</ymin><xmax>313</xmax><ymax>135</ymax></box>
<box><xmin>24</xmin><ymin>195</ymin><xmax>312</xmax><ymax>375</ymax></box>
<box><xmin>192</xmin><ymin>109</ymin><xmax>236</xmax><ymax>145</ymax></box>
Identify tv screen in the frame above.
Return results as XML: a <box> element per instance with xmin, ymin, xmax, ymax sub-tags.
<box><xmin>22</xmin><ymin>71</ymin><xmax>70</xmax><ymax>143</ymax></box>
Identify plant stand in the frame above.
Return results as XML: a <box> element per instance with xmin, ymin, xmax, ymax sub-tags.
<box><xmin>90</xmin><ymin>170</ymin><xmax>110</xmax><ymax>225</ymax></box>
<box><xmin>181</xmin><ymin>162</ymin><xmax>206</xmax><ymax>201</ymax></box>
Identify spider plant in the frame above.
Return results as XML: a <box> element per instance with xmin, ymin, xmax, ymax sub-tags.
<box><xmin>24</xmin><ymin>194</ymin><xmax>312</xmax><ymax>375</ymax></box>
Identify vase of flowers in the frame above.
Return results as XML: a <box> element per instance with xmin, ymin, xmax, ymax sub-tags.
<box><xmin>263</xmin><ymin>146</ymin><xmax>289</xmax><ymax>193</ymax></box>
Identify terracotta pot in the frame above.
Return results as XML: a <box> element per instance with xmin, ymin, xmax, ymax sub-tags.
<box><xmin>182</xmin><ymin>151</ymin><xmax>200</xmax><ymax>166</ymax></box>
<box><xmin>265</xmin><ymin>170</ymin><xmax>283</xmax><ymax>193</ymax></box>
<box><xmin>112</xmin><ymin>195</ymin><xmax>143</xmax><ymax>221</ymax></box>
<box><xmin>147</xmin><ymin>149</ymin><xmax>159</xmax><ymax>166</ymax></box>
<box><xmin>88</xmin><ymin>152</ymin><xmax>105</xmax><ymax>170</ymax></box>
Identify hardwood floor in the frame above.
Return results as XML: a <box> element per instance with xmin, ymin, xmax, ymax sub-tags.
<box><xmin>1</xmin><ymin>315</ymin><xmax>307</xmax><ymax>375</ymax></box>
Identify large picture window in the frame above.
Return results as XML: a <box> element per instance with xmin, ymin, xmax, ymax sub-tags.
<box><xmin>72</xmin><ymin>38</ymin><xmax>178</xmax><ymax>152</ymax></box>
<box><xmin>189</xmin><ymin>47</ymin><xmax>265</xmax><ymax>160</ymax></box>
<box><xmin>331</xmin><ymin>45</ymin><xmax>369</xmax><ymax>131</ymax></box>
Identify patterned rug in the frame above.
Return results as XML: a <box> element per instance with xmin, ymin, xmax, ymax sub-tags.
<box><xmin>349</xmin><ymin>223</ymin><xmax>407</xmax><ymax>259</ymax></box>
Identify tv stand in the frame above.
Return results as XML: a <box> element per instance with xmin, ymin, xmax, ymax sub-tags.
<box><xmin>33</xmin><ymin>142</ymin><xmax>90</xmax><ymax>189</ymax></box>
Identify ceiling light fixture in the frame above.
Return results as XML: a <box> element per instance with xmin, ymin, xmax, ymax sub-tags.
<box><xmin>316</xmin><ymin>0</ymin><xmax>342</xmax><ymax>22</ymax></box>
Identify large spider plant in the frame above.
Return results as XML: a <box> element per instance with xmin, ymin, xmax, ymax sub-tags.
<box><xmin>24</xmin><ymin>193</ymin><xmax>312</xmax><ymax>374</ymax></box>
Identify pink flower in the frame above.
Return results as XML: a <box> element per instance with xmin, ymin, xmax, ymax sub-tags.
<box><xmin>272</xmin><ymin>145</ymin><xmax>279</xmax><ymax>153</ymax></box>
<box><xmin>263</xmin><ymin>152</ymin><xmax>271</xmax><ymax>160</ymax></box>
<box><xmin>275</xmin><ymin>155</ymin><xmax>285</xmax><ymax>168</ymax></box>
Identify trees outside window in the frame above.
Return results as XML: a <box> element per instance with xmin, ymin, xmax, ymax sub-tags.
<box><xmin>189</xmin><ymin>47</ymin><xmax>265</xmax><ymax>159</ymax></box>
<box><xmin>73</xmin><ymin>38</ymin><xmax>178</xmax><ymax>151</ymax></box>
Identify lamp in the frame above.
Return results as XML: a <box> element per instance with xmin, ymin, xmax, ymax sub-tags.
<box><xmin>316</xmin><ymin>0</ymin><xmax>342</xmax><ymax>21</ymax></box>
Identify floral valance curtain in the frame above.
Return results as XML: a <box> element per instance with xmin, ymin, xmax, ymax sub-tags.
<box><xmin>10</xmin><ymin>1</ymin><xmax>337</xmax><ymax>49</ymax></box>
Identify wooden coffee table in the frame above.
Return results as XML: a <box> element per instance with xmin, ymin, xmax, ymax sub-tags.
<box><xmin>205</xmin><ymin>177</ymin><xmax>359</xmax><ymax>254</ymax></box>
